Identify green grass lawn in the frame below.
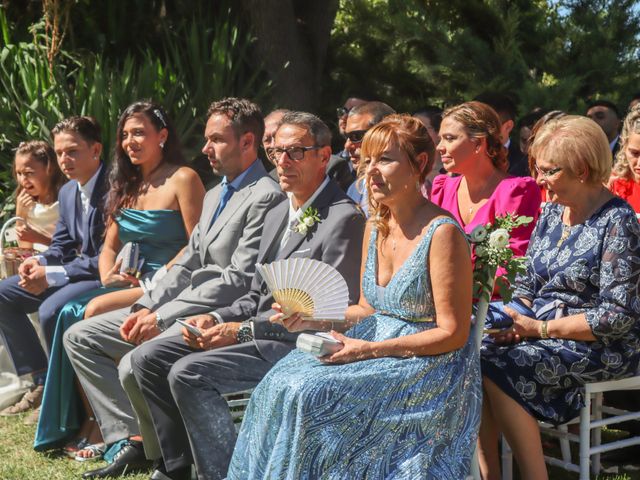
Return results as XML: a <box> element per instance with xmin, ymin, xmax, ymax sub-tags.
<box><xmin>0</xmin><ymin>411</ymin><xmax>639</xmax><ymax>479</ymax></box>
<box><xmin>0</xmin><ymin>413</ymin><xmax>148</xmax><ymax>480</ymax></box>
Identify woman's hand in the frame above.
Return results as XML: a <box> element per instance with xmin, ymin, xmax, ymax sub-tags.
<box><xmin>489</xmin><ymin>306</ymin><xmax>541</xmax><ymax>344</ymax></box>
<box><xmin>269</xmin><ymin>303</ymin><xmax>335</xmax><ymax>332</ymax></box>
<box><xmin>320</xmin><ymin>332</ymin><xmax>373</xmax><ymax>364</ymax></box>
<box><xmin>15</xmin><ymin>190</ymin><xmax>35</xmax><ymax>218</ymax></box>
<box><xmin>101</xmin><ymin>258</ymin><xmax>139</xmax><ymax>288</ymax></box>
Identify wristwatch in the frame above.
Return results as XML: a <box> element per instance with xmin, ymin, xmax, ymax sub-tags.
<box><xmin>155</xmin><ymin>312</ymin><xmax>168</xmax><ymax>332</ymax></box>
<box><xmin>237</xmin><ymin>320</ymin><xmax>254</xmax><ymax>343</ymax></box>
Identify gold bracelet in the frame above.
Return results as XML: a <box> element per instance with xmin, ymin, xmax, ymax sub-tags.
<box><xmin>540</xmin><ymin>320</ymin><xmax>549</xmax><ymax>339</ymax></box>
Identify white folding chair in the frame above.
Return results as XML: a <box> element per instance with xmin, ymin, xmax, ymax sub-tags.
<box><xmin>501</xmin><ymin>375</ymin><xmax>640</xmax><ymax>480</ymax></box>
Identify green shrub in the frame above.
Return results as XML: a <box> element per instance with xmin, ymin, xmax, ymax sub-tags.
<box><xmin>0</xmin><ymin>6</ymin><xmax>270</xmax><ymax>217</ymax></box>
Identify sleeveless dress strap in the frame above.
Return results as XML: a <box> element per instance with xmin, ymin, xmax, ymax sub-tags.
<box><xmin>418</xmin><ymin>216</ymin><xmax>468</xmax><ymax>259</ymax></box>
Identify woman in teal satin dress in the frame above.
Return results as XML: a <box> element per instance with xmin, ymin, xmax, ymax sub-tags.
<box><xmin>34</xmin><ymin>101</ymin><xmax>205</xmax><ymax>452</ymax></box>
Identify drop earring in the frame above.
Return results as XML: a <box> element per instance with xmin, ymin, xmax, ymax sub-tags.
<box><xmin>159</xmin><ymin>142</ymin><xmax>165</xmax><ymax>149</ymax></box>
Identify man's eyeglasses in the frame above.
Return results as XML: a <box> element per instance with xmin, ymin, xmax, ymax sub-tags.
<box><xmin>534</xmin><ymin>165</ymin><xmax>563</xmax><ymax>178</ymax></box>
<box><xmin>266</xmin><ymin>145</ymin><xmax>321</xmax><ymax>162</ymax></box>
<box><xmin>345</xmin><ymin>129</ymin><xmax>368</xmax><ymax>143</ymax></box>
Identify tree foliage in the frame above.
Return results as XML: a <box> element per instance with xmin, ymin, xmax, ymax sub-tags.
<box><xmin>322</xmin><ymin>0</ymin><xmax>640</xmax><ymax>118</ymax></box>
<box><xmin>0</xmin><ymin>1</ymin><xmax>270</xmax><ymax>210</ymax></box>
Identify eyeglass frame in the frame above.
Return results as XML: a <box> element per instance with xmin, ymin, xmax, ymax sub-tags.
<box><xmin>266</xmin><ymin>145</ymin><xmax>322</xmax><ymax>162</ymax></box>
<box><xmin>534</xmin><ymin>165</ymin><xmax>563</xmax><ymax>178</ymax></box>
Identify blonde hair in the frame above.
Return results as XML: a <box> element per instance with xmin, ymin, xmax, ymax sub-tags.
<box><xmin>360</xmin><ymin>114</ymin><xmax>434</xmax><ymax>239</ymax></box>
<box><xmin>613</xmin><ymin>104</ymin><xmax>640</xmax><ymax>180</ymax></box>
<box><xmin>441</xmin><ymin>101</ymin><xmax>508</xmax><ymax>170</ymax></box>
<box><xmin>529</xmin><ymin>115</ymin><xmax>611</xmax><ymax>184</ymax></box>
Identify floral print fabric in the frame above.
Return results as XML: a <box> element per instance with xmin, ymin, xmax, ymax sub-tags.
<box><xmin>481</xmin><ymin>198</ymin><xmax>640</xmax><ymax>424</ymax></box>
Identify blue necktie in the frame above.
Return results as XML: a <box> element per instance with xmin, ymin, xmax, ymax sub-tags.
<box><xmin>211</xmin><ymin>181</ymin><xmax>234</xmax><ymax>225</ymax></box>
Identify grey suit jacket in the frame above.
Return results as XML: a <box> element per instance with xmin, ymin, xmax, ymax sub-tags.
<box><xmin>213</xmin><ymin>179</ymin><xmax>366</xmax><ymax>363</ymax></box>
<box><xmin>135</xmin><ymin>161</ymin><xmax>285</xmax><ymax>325</ymax></box>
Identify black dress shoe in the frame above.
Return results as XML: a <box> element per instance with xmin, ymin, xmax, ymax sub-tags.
<box><xmin>82</xmin><ymin>440</ymin><xmax>152</xmax><ymax>478</ymax></box>
<box><xmin>149</xmin><ymin>460</ymin><xmax>191</xmax><ymax>480</ymax></box>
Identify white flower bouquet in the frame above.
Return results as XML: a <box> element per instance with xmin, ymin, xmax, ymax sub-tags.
<box><xmin>469</xmin><ymin>213</ymin><xmax>534</xmax><ymax>304</ymax></box>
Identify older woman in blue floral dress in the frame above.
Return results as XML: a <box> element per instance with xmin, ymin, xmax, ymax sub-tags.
<box><xmin>479</xmin><ymin>115</ymin><xmax>640</xmax><ymax>479</ymax></box>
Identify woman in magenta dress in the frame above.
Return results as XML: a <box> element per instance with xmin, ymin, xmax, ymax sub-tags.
<box><xmin>609</xmin><ymin>104</ymin><xmax>640</xmax><ymax>212</ymax></box>
<box><xmin>429</xmin><ymin>102</ymin><xmax>541</xmax><ymax>273</ymax></box>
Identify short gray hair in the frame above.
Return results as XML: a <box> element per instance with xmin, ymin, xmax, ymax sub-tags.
<box><xmin>278</xmin><ymin>111</ymin><xmax>332</xmax><ymax>147</ymax></box>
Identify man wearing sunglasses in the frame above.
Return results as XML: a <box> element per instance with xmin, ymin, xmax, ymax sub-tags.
<box><xmin>344</xmin><ymin>101</ymin><xmax>396</xmax><ymax>214</ymax></box>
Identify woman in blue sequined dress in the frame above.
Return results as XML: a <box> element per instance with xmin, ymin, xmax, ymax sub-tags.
<box><xmin>228</xmin><ymin>115</ymin><xmax>481</xmax><ymax>479</ymax></box>
<box><xmin>479</xmin><ymin>116</ymin><xmax>640</xmax><ymax>479</ymax></box>
<box><xmin>35</xmin><ymin>102</ymin><xmax>205</xmax><ymax>453</ymax></box>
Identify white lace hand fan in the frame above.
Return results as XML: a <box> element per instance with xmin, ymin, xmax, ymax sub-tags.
<box><xmin>256</xmin><ymin>258</ymin><xmax>348</xmax><ymax>321</ymax></box>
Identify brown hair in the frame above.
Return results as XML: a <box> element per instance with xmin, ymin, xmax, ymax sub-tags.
<box><xmin>105</xmin><ymin>101</ymin><xmax>184</xmax><ymax>221</ymax></box>
<box><xmin>51</xmin><ymin>116</ymin><xmax>102</xmax><ymax>145</ymax></box>
<box><xmin>360</xmin><ymin>114</ymin><xmax>435</xmax><ymax>239</ymax></box>
<box><xmin>441</xmin><ymin>101</ymin><xmax>507</xmax><ymax>170</ymax></box>
<box><xmin>613</xmin><ymin>104</ymin><xmax>640</xmax><ymax>180</ymax></box>
<box><xmin>13</xmin><ymin>140</ymin><xmax>66</xmax><ymax>202</ymax></box>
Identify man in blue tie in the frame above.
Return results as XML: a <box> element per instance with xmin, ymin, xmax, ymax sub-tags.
<box><xmin>64</xmin><ymin>98</ymin><xmax>285</xmax><ymax>479</ymax></box>
<box><xmin>0</xmin><ymin>116</ymin><xmax>107</xmax><ymax>420</ymax></box>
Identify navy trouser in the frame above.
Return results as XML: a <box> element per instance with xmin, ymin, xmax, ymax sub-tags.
<box><xmin>0</xmin><ymin>274</ymin><xmax>100</xmax><ymax>376</ymax></box>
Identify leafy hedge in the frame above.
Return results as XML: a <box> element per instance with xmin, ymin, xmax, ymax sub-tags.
<box><xmin>0</xmin><ymin>6</ymin><xmax>270</xmax><ymax>214</ymax></box>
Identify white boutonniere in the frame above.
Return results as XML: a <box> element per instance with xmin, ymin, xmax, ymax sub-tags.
<box><xmin>293</xmin><ymin>207</ymin><xmax>321</xmax><ymax>235</ymax></box>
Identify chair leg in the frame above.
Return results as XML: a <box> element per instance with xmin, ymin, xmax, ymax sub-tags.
<box><xmin>579</xmin><ymin>392</ymin><xmax>591</xmax><ymax>480</ymax></box>
<box><xmin>558</xmin><ymin>423</ymin><xmax>571</xmax><ymax>463</ymax></box>
<box><xmin>501</xmin><ymin>435</ymin><xmax>513</xmax><ymax>480</ymax></box>
<box><xmin>591</xmin><ymin>392</ymin><xmax>602</xmax><ymax>475</ymax></box>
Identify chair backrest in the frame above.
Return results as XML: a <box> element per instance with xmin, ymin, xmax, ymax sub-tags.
<box><xmin>0</xmin><ymin>217</ymin><xmax>24</xmax><ymax>254</ymax></box>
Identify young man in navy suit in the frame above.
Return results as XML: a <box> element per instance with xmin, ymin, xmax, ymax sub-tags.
<box><xmin>0</xmin><ymin>116</ymin><xmax>108</xmax><ymax>419</ymax></box>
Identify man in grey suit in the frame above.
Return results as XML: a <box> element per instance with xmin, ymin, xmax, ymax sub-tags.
<box><xmin>63</xmin><ymin>98</ymin><xmax>285</xmax><ymax>479</ymax></box>
<box><xmin>128</xmin><ymin>112</ymin><xmax>366</xmax><ymax>480</ymax></box>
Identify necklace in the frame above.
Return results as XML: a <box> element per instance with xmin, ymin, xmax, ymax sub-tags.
<box><xmin>557</xmin><ymin>224</ymin><xmax>571</xmax><ymax>247</ymax></box>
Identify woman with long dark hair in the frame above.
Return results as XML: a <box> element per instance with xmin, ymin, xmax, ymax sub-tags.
<box><xmin>35</xmin><ymin>101</ymin><xmax>205</xmax><ymax>457</ymax></box>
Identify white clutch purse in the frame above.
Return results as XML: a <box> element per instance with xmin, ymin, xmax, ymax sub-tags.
<box><xmin>116</xmin><ymin>242</ymin><xmax>144</xmax><ymax>276</ymax></box>
<box><xmin>296</xmin><ymin>332</ymin><xmax>344</xmax><ymax>357</ymax></box>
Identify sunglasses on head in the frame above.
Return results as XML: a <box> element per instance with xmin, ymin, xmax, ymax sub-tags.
<box><xmin>344</xmin><ymin>129</ymin><xmax>368</xmax><ymax>143</ymax></box>
<box><xmin>336</xmin><ymin>106</ymin><xmax>350</xmax><ymax>117</ymax></box>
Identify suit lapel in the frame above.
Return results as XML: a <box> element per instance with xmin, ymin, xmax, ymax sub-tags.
<box><xmin>276</xmin><ymin>181</ymin><xmax>338</xmax><ymax>260</ymax></box>
<box><xmin>83</xmin><ymin>164</ymin><xmax>107</xmax><ymax>253</ymax></box>
<box><xmin>203</xmin><ymin>187</ymin><xmax>250</xmax><ymax>245</ymax></box>
<box><xmin>201</xmin><ymin>161</ymin><xmax>269</xmax><ymax>247</ymax></box>
<box><xmin>69</xmin><ymin>183</ymin><xmax>81</xmax><ymax>242</ymax></box>
<box><xmin>259</xmin><ymin>202</ymin><xmax>289</xmax><ymax>263</ymax></box>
